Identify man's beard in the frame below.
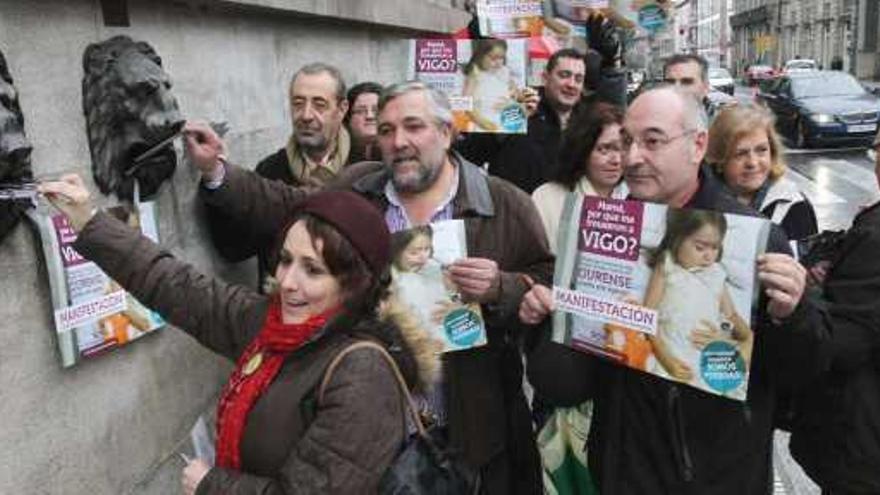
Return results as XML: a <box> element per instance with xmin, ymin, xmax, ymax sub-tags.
<box><xmin>389</xmin><ymin>155</ymin><xmax>444</xmax><ymax>194</ymax></box>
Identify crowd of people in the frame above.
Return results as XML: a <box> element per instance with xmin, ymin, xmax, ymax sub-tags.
<box><xmin>36</xmin><ymin>18</ymin><xmax>880</xmax><ymax>495</ymax></box>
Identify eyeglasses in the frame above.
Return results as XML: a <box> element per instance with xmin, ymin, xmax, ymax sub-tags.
<box><xmin>351</xmin><ymin>105</ymin><xmax>378</xmax><ymax>117</ymax></box>
<box><xmin>621</xmin><ymin>129</ymin><xmax>697</xmax><ymax>153</ymax></box>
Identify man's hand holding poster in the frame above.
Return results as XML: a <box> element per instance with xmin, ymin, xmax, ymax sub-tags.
<box><xmin>390</xmin><ymin>220</ymin><xmax>487</xmax><ymax>352</ymax></box>
<box><xmin>552</xmin><ymin>194</ymin><xmax>770</xmax><ymax>401</ymax></box>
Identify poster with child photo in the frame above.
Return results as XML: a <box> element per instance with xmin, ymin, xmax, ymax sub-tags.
<box><xmin>551</xmin><ymin>194</ymin><xmax>771</xmax><ymax>401</ymax></box>
<box><xmin>34</xmin><ymin>202</ymin><xmax>165</xmax><ymax>368</ymax></box>
<box><xmin>475</xmin><ymin>0</ymin><xmax>545</xmax><ymax>39</ymax></box>
<box><xmin>390</xmin><ymin>220</ymin><xmax>487</xmax><ymax>352</ymax></box>
<box><xmin>407</xmin><ymin>38</ymin><xmax>529</xmax><ymax>134</ymax></box>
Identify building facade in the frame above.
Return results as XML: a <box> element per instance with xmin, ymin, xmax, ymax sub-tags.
<box><xmin>730</xmin><ymin>0</ymin><xmax>865</xmax><ymax>76</ymax></box>
<box><xmin>693</xmin><ymin>0</ymin><xmax>735</xmax><ymax>68</ymax></box>
<box><xmin>854</xmin><ymin>0</ymin><xmax>880</xmax><ymax>79</ymax></box>
<box><xmin>648</xmin><ymin>0</ymin><xmax>734</xmax><ymax>73</ymax></box>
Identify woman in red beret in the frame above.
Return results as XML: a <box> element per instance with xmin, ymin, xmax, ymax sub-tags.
<box><xmin>40</xmin><ymin>175</ymin><xmax>439</xmax><ymax>495</ymax></box>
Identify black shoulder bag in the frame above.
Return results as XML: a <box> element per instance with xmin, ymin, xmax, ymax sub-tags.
<box><xmin>319</xmin><ymin>341</ymin><xmax>477</xmax><ymax>494</ymax></box>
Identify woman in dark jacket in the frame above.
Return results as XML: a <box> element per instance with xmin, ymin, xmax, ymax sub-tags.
<box><xmin>39</xmin><ymin>175</ymin><xmax>439</xmax><ymax>495</ymax></box>
<box><xmin>707</xmin><ymin>104</ymin><xmax>818</xmax><ymax>241</ymax></box>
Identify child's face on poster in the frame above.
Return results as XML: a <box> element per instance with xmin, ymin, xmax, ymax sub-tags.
<box><xmin>481</xmin><ymin>46</ymin><xmax>506</xmax><ymax>72</ymax></box>
<box><xmin>401</xmin><ymin>234</ymin><xmax>432</xmax><ymax>272</ymax></box>
<box><xmin>675</xmin><ymin>223</ymin><xmax>722</xmax><ymax>270</ymax></box>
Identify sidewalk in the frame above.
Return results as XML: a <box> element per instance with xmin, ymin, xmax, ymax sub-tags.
<box><xmin>773</xmin><ymin>432</ymin><xmax>820</xmax><ymax>495</ymax></box>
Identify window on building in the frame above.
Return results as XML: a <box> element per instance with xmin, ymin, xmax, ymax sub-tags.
<box><xmin>866</xmin><ymin>0</ymin><xmax>879</xmax><ymax>51</ymax></box>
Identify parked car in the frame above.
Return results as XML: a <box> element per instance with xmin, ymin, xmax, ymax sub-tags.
<box><xmin>708</xmin><ymin>88</ymin><xmax>737</xmax><ymax>109</ymax></box>
<box><xmin>783</xmin><ymin>58</ymin><xmax>818</xmax><ymax>74</ymax></box>
<box><xmin>745</xmin><ymin>64</ymin><xmax>775</xmax><ymax>85</ymax></box>
<box><xmin>708</xmin><ymin>67</ymin><xmax>735</xmax><ymax>95</ymax></box>
<box><xmin>757</xmin><ymin>70</ymin><xmax>880</xmax><ymax>148</ymax></box>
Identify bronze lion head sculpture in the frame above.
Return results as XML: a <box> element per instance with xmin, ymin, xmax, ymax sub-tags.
<box><xmin>82</xmin><ymin>35</ymin><xmax>184</xmax><ymax>200</ymax></box>
<box><xmin>0</xmin><ymin>49</ymin><xmax>34</xmax><ymax>242</ymax></box>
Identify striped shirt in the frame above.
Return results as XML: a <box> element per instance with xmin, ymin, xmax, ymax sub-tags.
<box><xmin>383</xmin><ymin>166</ymin><xmax>461</xmax><ymax>426</ymax></box>
<box><xmin>383</xmin><ymin>166</ymin><xmax>460</xmax><ymax>233</ymax></box>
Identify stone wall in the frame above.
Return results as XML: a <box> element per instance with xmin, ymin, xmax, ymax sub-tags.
<box><xmin>0</xmin><ymin>0</ymin><xmax>467</xmax><ymax>493</ymax></box>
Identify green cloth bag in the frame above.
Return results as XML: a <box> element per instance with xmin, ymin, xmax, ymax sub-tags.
<box><xmin>537</xmin><ymin>402</ymin><xmax>598</xmax><ymax>495</ymax></box>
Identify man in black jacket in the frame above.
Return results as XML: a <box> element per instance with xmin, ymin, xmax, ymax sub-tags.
<box><xmin>456</xmin><ymin>15</ymin><xmax>626</xmax><ymax>194</ymax></box>
<box><xmin>456</xmin><ymin>48</ymin><xmax>586</xmax><ymax>193</ymax></box>
<box><xmin>663</xmin><ymin>53</ymin><xmax>722</xmax><ymax>123</ymax></box>
<box><xmin>788</xmin><ymin>134</ymin><xmax>880</xmax><ymax>493</ymax></box>
<box><xmin>521</xmin><ymin>86</ymin><xmax>827</xmax><ymax>494</ymax></box>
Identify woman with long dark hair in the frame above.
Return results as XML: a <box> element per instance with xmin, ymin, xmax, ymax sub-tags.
<box><xmin>531</xmin><ymin>102</ymin><xmax>628</xmax><ymax>252</ymax></box>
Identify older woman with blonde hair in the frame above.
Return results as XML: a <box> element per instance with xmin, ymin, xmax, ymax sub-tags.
<box><xmin>706</xmin><ymin>104</ymin><xmax>818</xmax><ymax>241</ymax></box>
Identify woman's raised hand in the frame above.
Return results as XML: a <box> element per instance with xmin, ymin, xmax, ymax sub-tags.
<box><xmin>38</xmin><ymin>174</ymin><xmax>96</xmax><ymax>232</ymax></box>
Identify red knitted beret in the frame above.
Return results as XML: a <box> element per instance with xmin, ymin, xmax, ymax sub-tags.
<box><xmin>295</xmin><ymin>190</ymin><xmax>391</xmax><ymax>275</ymax></box>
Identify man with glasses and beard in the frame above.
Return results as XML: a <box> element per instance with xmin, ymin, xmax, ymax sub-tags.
<box><xmin>185</xmin><ymin>81</ymin><xmax>554</xmax><ymax>494</ymax></box>
<box><xmin>521</xmin><ymin>86</ymin><xmax>828</xmax><ymax>495</ymax></box>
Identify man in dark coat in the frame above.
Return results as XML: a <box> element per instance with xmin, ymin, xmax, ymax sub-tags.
<box><xmin>663</xmin><ymin>53</ymin><xmax>723</xmax><ymax>123</ymax></box>
<box><xmin>205</xmin><ymin>62</ymin><xmax>352</xmax><ymax>289</ymax></box>
<box><xmin>521</xmin><ymin>86</ymin><xmax>828</xmax><ymax>495</ymax></box>
<box><xmin>456</xmin><ymin>14</ymin><xmax>626</xmax><ymax>194</ymax></box>
<box><xmin>185</xmin><ymin>80</ymin><xmax>554</xmax><ymax>494</ymax></box>
<box><xmin>788</xmin><ymin>133</ymin><xmax>880</xmax><ymax>493</ymax></box>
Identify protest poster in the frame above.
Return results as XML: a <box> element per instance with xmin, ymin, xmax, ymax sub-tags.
<box><xmin>35</xmin><ymin>203</ymin><xmax>164</xmax><ymax>367</ymax></box>
<box><xmin>476</xmin><ymin>0</ymin><xmax>545</xmax><ymax>38</ymax></box>
<box><xmin>407</xmin><ymin>38</ymin><xmax>528</xmax><ymax>134</ymax></box>
<box><xmin>607</xmin><ymin>0</ymin><xmax>671</xmax><ymax>32</ymax></box>
<box><xmin>551</xmin><ymin>195</ymin><xmax>771</xmax><ymax>400</ymax></box>
<box><xmin>390</xmin><ymin>220</ymin><xmax>487</xmax><ymax>352</ymax></box>
<box><xmin>542</xmin><ymin>0</ymin><xmax>610</xmax><ymax>37</ymax></box>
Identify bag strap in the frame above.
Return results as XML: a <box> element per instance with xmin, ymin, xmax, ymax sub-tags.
<box><xmin>318</xmin><ymin>340</ymin><xmax>428</xmax><ymax>438</ymax></box>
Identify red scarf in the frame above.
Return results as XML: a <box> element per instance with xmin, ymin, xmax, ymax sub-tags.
<box><xmin>215</xmin><ymin>301</ymin><xmax>333</xmax><ymax>469</ymax></box>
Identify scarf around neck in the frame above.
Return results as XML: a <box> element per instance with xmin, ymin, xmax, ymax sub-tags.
<box><xmin>214</xmin><ymin>301</ymin><xmax>334</xmax><ymax>469</ymax></box>
<box><xmin>285</xmin><ymin>127</ymin><xmax>351</xmax><ymax>186</ymax></box>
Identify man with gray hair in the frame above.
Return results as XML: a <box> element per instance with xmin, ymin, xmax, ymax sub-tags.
<box><xmin>204</xmin><ymin>62</ymin><xmax>352</xmax><ymax>288</ymax></box>
<box><xmin>185</xmin><ymin>80</ymin><xmax>553</xmax><ymax>493</ymax></box>
<box><xmin>523</xmin><ymin>86</ymin><xmax>828</xmax><ymax>494</ymax></box>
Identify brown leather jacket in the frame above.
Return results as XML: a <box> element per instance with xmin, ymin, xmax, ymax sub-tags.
<box><xmin>73</xmin><ymin>211</ymin><xmax>438</xmax><ymax>495</ymax></box>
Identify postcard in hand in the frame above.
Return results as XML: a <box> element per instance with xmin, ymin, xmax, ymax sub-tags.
<box><xmin>551</xmin><ymin>195</ymin><xmax>770</xmax><ymax>400</ymax></box>
<box><xmin>390</xmin><ymin>220</ymin><xmax>487</xmax><ymax>352</ymax></box>
<box><xmin>407</xmin><ymin>38</ymin><xmax>528</xmax><ymax>134</ymax></box>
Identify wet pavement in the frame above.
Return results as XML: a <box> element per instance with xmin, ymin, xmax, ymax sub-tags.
<box><xmin>785</xmin><ymin>147</ymin><xmax>879</xmax><ymax>230</ymax></box>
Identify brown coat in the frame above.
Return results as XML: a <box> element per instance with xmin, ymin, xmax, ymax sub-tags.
<box><xmin>200</xmin><ymin>154</ymin><xmax>554</xmax><ymax>493</ymax></box>
<box><xmin>73</xmin><ymin>212</ymin><xmax>438</xmax><ymax>495</ymax></box>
